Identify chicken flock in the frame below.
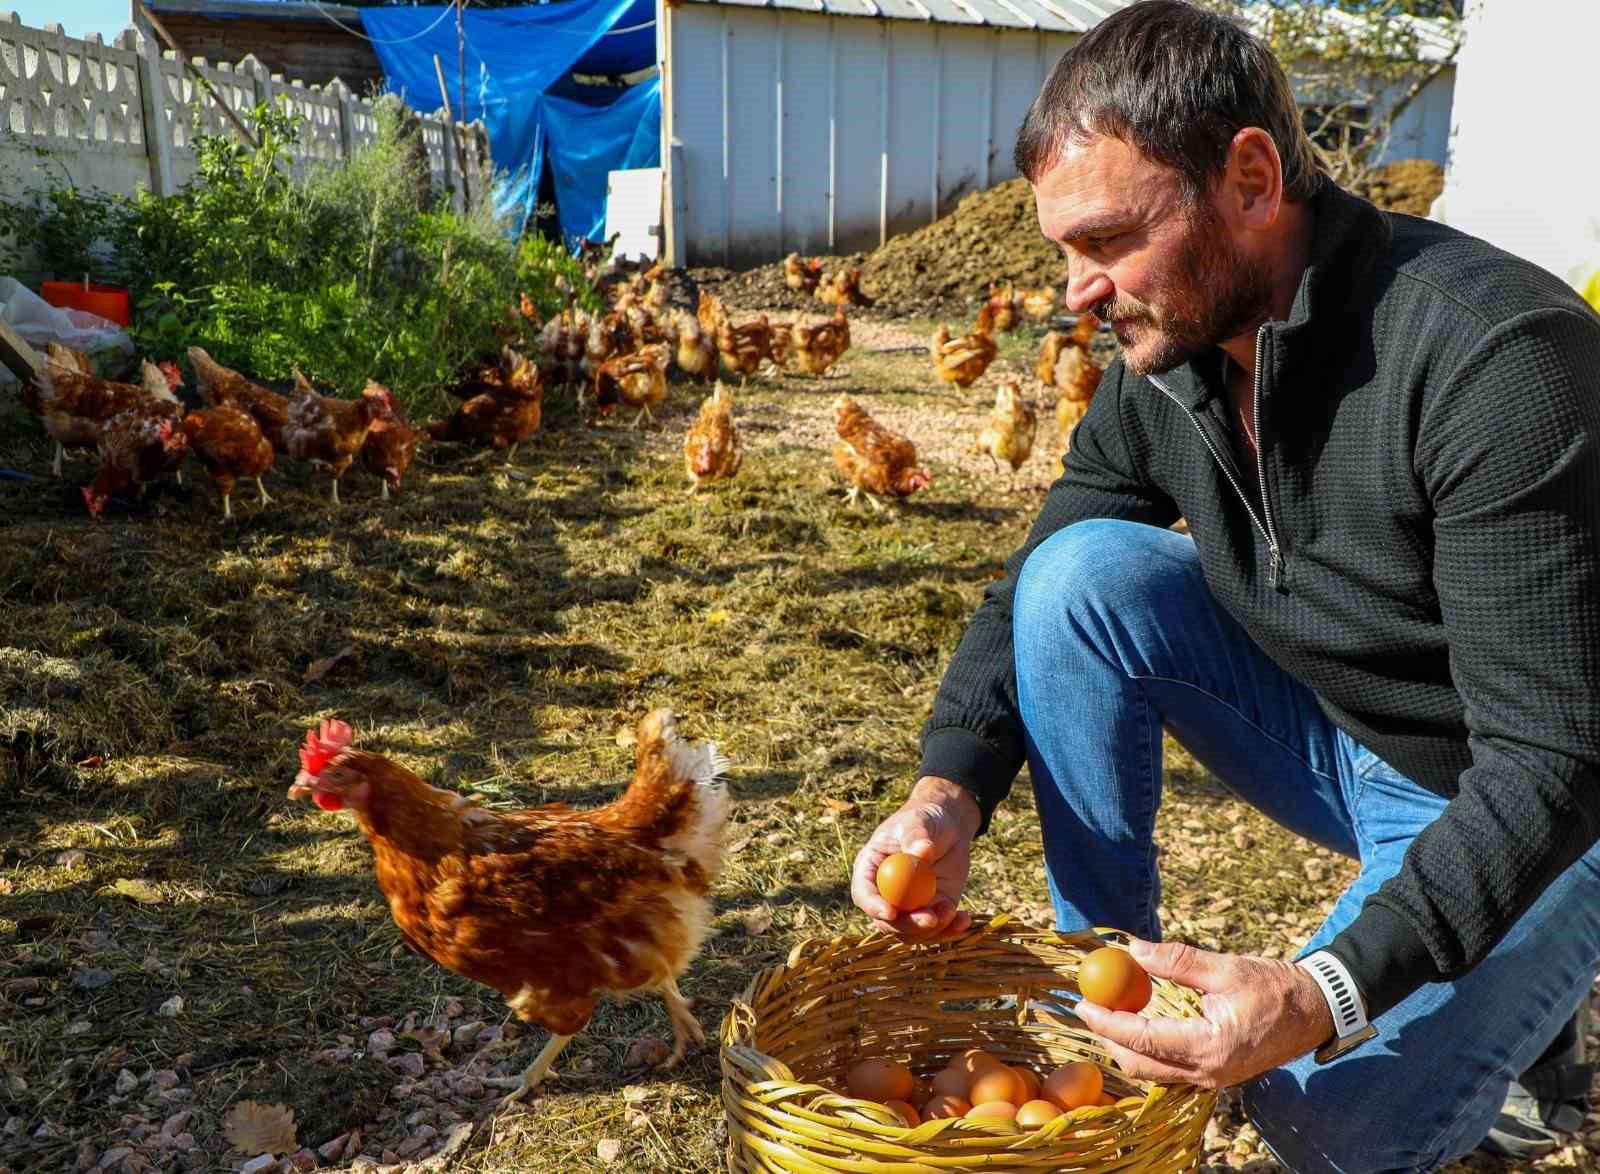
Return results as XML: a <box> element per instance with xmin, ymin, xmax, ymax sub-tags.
<box><xmin>17</xmin><ymin>256</ymin><xmax>1103</xmax><ymax>519</ymax></box>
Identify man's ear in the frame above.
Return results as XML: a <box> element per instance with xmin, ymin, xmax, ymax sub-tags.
<box><xmin>1224</xmin><ymin>127</ymin><xmax>1286</xmax><ymax>230</ymax></box>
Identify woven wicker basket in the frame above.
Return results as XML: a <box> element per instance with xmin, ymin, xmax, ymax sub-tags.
<box><xmin>720</xmin><ymin>915</ymin><xmax>1216</xmax><ymax>1172</ymax></box>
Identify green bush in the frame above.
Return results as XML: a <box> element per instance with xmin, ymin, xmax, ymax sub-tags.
<box><xmin>0</xmin><ymin>101</ymin><xmax>595</xmax><ymax>419</ymax></box>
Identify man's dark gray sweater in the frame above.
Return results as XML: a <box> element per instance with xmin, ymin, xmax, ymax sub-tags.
<box><xmin>921</xmin><ymin>180</ymin><xmax>1600</xmax><ymax>1021</ymax></box>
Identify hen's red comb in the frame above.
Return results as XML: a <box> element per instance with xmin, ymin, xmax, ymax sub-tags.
<box><xmin>299</xmin><ymin>718</ymin><xmax>354</xmax><ymax>777</ymax></box>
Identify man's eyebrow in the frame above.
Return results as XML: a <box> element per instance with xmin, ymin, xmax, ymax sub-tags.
<box><xmin>1054</xmin><ymin>213</ymin><xmax>1134</xmax><ymax>243</ymax></box>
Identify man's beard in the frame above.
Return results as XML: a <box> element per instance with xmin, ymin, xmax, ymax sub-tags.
<box><xmin>1096</xmin><ymin>203</ymin><xmax>1272</xmax><ymax>376</ymax></box>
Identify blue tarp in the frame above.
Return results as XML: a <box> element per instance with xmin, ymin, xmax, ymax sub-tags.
<box><xmin>361</xmin><ymin>0</ymin><xmax>656</xmax><ymax>239</ymax></box>
<box><xmin>539</xmin><ymin>79</ymin><xmax>661</xmax><ymax>247</ymax></box>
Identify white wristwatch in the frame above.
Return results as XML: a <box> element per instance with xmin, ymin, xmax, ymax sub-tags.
<box><xmin>1298</xmin><ymin>950</ymin><xmax>1377</xmax><ymax>1063</ymax></box>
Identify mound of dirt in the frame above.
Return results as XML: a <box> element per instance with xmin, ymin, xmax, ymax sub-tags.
<box><xmin>692</xmin><ymin>176</ymin><xmax>1059</xmax><ymax>321</ymax></box>
<box><xmin>693</xmin><ymin>160</ymin><xmax>1447</xmax><ymax>320</ymax></box>
<box><xmin>1359</xmin><ymin>159</ymin><xmax>1445</xmax><ymax>218</ymax></box>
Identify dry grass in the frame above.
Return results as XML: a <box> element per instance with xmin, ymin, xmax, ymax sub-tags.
<box><xmin>0</xmin><ymin>328</ymin><xmax>1587</xmax><ymax>1174</ymax></box>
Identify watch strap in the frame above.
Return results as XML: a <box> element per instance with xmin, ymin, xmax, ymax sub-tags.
<box><xmin>1298</xmin><ymin>950</ymin><xmax>1376</xmax><ymax>1063</ymax></box>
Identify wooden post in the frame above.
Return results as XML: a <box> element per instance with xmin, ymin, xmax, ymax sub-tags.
<box><xmin>129</xmin><ymin>9</ymin><xmax>175</xmax><ymax>196</ymax></box>
<box><xmin>0</xmin><ymin>319</ymin><xmax>43</xmax><ymax>388</ymax></box>
<box><xmin>431</xmin><ymin>53</ymin><xmax>462</xmax><ymax>213</ymax></box>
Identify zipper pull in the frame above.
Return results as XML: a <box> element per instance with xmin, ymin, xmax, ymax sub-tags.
<box><xmin>1269</xmin><ymin>547</ymin><xmax>1284</xmax><ymax>592</ymax></box>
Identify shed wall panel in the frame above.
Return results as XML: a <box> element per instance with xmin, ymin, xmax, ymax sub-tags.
<box><xmin>884</xmin><ymin>20</ymin><xmax>938</xmax><ymax>242</ymax></box>
<box><xmin>667</xmin><ymin>11</ymin><xmax>728</xmax><ymax>262</ymax></box>
<box><xmin>666</xmin><ymin>6</ymin><xmax>1080</xmax><ymax>266</ymax></box>
<box><xmin>934</xmin><ymin>29</ymin><xmax>993</xmax><ymax>215</ymax></box>
<box><xmin>830</xmin><ymin>24</ymin><xmax>886</xmax><ymax>252</ymax></box>
<box><xmin>725</xmin><ymin>11</ymin><xmax>782</xmax><ymax>263</ymax></box>
<box><xmin>778</xmin><ymin>15</ymin><xmax>834</xmax><ymax>254</ymax></box>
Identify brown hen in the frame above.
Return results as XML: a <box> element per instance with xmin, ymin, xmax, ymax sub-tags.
<box><xmin>683</xmin><ymin>383</ymin><xmax>742</xmax><ymax>490</ymax></box>
<box><xmin>932</xmin><ymin>302</ymin><xmax>999</xmax><ymax>388</ymax></box>
<box><xmin>832</xmin><ymin>394</ymin><xmax>931</xmax><ymax>510</ymax></box>
<box><xmin>178</xmin><ymin>403</ymin><xmax>275</xmax><ymax>519</ymax></box>
<box><xmin>286</xmin><ymin>709</ymin><xmax>729</xmax><ymax>1104</ymax></box>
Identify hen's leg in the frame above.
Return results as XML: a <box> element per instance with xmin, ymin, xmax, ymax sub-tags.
<box><xmin>659</xmin><ymin>979</ymin><xmax>705</xmax><ymax>1068</ymax></box>
<box><xmin>221</xmin><ymin>493</ymin><xmax>232</xmax><ymax>520</ymax></box>
<box><xmin>330</xmin><ymin>476</ymin><xmax>341</xmax><ymax>506</ymax></box>
<box><xmin>491</xmin><ymin>1032</ymin><xmax>573</xmax><ymax>1106</ymax></box>
<box><xmin>255</xmin><ymin>477</ymin><xmax>273</xmax><ymax>506</ymax></box>
<box><xmin>380</xmin><ymin>480</ymin><xmax>390</xmax><ymax>501</ymax></box>
<box><xmin>51</xmin><ymin>443</ymin><xmax>64</xmax><ymax>478</ymax></box>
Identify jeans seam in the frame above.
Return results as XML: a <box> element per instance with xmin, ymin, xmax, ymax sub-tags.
<box><xmin>1131</xmin><ymin>672</ymin><xmax>1341</xmax><ymax>788</ymax></box>
<box><xmin>1138</xmin><ymin>694</ymin><xmax>1159</xmax><ymax>940</ymax></box>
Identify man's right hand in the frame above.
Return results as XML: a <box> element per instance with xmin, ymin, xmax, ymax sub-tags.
<box><xmin>850</xmin><ymin>776</ymin><xmax>982</xmax><ymax>941</ymax></box>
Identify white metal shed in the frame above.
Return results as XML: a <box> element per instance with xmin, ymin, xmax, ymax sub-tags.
<box><xmin>656</xmin><ymin>0</ymin><xmax>1136</xmax><ymax>267</ymax></box>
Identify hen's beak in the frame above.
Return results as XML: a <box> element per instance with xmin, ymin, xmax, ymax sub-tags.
<box><xmin>287</xmin><ymin>770</ymin><xmax>316</xmax><ymax>800</ymax></box>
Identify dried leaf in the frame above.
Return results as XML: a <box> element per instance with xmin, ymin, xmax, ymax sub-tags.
<box><xmin>624</xmin><ymin>1037</ymin><xmax>670</xmax><ymax>1068</ymax></box>
<box><xmin>596</xmin><ymin>1138</ymin><xmax>623</xmax><ymax>1163</ymax></box>
<box><xmin>76</xmin><ymin>755</ymin><xmax>105</xmax><ymax>769</ymax></box>
<box><xmin>741</xmin><ymin>907</ymin><xmax>774</xmax><ymax>937</ymax></box>
<box><xmin>614</xmin><ymin>726</ymin><xmax>636</xmax><ymax>747</ymax></box>
<box><xmin>303</xmin><ymin>645</ymin><xmax>356</xmax><ymax>684</ymax></box>
<box><xmin>704</xmin><ymin>608</ymin><xmax>731</xmax><ymax>625</ymax></box>
<box><xmin>820</xmin><ymin>798</ymin><xmax>858</xmax><ymax>817</ymax></box>
<box><xmin>108</xmin><ymin>878</ymin><xmax>163</xmax><ymax>905</ymax></box>
<box><xmin>222</xmin><ymin>1100</ymin><xmax>298</xmax><ymax>1156</ymax></box>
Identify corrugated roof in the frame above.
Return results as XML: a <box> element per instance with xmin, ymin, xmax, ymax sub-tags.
<box><xmin>146</xmin><ymin>0</ymin><xmax>366</xmax><ymax>24</ymax></box>
<box><xmin>671</xmin><ymin>0</ymin><xmax>1458</xmax><ymax>54</ymax></box>
<box><xmin>672</xmin><ymin>0</ymin><xmax>1135</xmax><ymax>34</ymax></box>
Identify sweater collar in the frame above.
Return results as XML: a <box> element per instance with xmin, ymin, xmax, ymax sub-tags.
<box><xmin>1150</xmin><ymin>181</ymin><xmax>1391</xmax><ymax>410</ymax></box>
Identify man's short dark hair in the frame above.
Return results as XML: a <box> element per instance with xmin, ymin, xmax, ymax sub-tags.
<box><xmin>1014</xmin><ymin>0</ymin><xmax>1323</xmax><ymax>203</ymax></box>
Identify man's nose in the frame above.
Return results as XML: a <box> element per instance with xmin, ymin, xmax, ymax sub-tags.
<box><xmin>1064</xmin><ymin>265</ymin><xmax>1112</xmax><ymax>315</ymax></box>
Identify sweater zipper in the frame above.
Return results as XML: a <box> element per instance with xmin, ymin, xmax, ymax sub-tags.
<box><xmin>1149</xmin><ymin>329</ymin><xmax>1285</xmax><ymax>589</ymax></box>
<box><xmin>1248</xmin><ymin>328</ymin><xmax>1285</xmax><ymax>590</ymax></box>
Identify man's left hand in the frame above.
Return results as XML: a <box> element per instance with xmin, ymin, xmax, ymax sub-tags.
<box><xmin>1071</xmin><ymin>938</ymin><xmax>1336</xmax><ymax>1089</ymax></box>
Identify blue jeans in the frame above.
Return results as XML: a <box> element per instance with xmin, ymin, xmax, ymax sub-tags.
<box><xmin>1013</xmin><ymin>519</ymin><xmax>1600</xmax><ymax>1173</ymax></box>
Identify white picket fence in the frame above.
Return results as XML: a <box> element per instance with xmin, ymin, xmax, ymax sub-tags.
<box><xmin>0</xmin><ymin>11</ymin><xmax>488</xmax><ymax>208</ymax></box>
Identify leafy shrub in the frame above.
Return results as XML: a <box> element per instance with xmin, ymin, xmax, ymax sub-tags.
<box><xmin>0</xmin><ymin>101</ymin><xmax>595</xmax><ymax>418</ymax></box>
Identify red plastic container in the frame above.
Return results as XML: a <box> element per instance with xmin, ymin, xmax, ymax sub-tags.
<box><xmin>40</xmin><ymin>281</ymin><xmax>131</xmax><ymax>327</ymax></box>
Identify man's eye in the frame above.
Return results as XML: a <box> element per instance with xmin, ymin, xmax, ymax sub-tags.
<box><xmin>1087</xmin><ymin>234</ymin><xmax>1122</xmax><ymax>248</ymax></box>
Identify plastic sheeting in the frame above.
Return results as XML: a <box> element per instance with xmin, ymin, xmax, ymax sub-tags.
<box><xmin>361</xmin><ymin>0</ymin><xmax>653</xmax><ymax>235</ymax></box>
<box><xmin>538</xmin><ymin>80</ymin><xmax>661</xmax><ymax>248</ymax></box>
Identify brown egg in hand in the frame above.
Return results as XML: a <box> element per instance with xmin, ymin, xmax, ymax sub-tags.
<box><xmin>1078</xmin><ymin>945</ymin><xmax>1153</xmax><ymax>1012</ymax></box>
<box><xmin>875</xmin><ymin>852</ymin><xmax>937</xmax><ymax>911</ymax></box>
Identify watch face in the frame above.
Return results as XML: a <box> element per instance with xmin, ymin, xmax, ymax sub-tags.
<box><xmin>1314</xmin><ymin>1023</ymin><xmax>1378</xmax><ymax>1065</ymax></box>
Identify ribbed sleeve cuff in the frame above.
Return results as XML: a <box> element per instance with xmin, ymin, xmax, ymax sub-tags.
<box><xmin>1322</xmin><ymin>901</ymin><xmax>1443</xmax><ymax>1022</ymax></box>
<box><xmin>918</xmin><ymin>726</ymin><xmax>1014</xmax><ymax>836</ymax></box>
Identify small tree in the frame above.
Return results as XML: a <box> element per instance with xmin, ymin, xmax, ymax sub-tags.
<box><xmin>1201</xmin><ymin>0</ymin><xmax>1463</xmax><ymax>194</ymax></box>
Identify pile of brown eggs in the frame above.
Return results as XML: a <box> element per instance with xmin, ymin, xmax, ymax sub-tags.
<box><xmin>843</xmin><ymin>1049</ymin><xmax>1124</xmax><ymax>1128</ymax></box>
